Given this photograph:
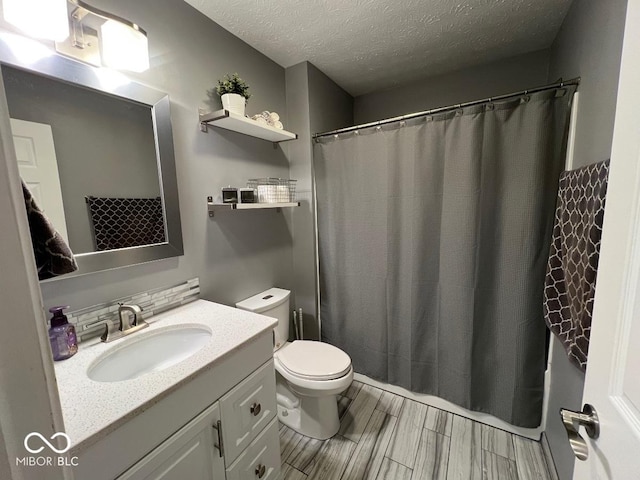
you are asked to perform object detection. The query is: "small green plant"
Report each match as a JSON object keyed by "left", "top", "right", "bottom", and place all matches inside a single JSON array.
[{"left": 214, "top": 73, "right": 251, "bottom": 100}]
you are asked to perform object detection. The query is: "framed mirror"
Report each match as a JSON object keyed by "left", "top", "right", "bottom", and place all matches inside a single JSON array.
[{"left": 0, "top": 34, "right": 183, "bottom": 279}]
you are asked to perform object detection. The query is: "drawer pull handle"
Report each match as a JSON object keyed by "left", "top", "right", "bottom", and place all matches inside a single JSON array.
[
  {"left": 250, "top": 402, "right": 262, "bottom": 416},
  {"left": 212, "top": 420, "right": 224, "bottom": 458},
  {"left": 255, "top": 464, "right": 266, "bottom": 478}
]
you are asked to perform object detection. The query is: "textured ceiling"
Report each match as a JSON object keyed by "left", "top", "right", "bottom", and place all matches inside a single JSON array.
[{"left": 183, "top": 0, "right": 573, "bottom": 96}]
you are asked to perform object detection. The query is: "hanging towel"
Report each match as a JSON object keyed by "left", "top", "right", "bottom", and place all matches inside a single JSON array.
[
  {"left": 86, "top": 196, "right": 165, "bottom": 251},
  {"left": 22, "top": 181, "right": 78, "bottom": 280},
  {"left": 543, "top": 160, "right": 610, "bottom": 371}
]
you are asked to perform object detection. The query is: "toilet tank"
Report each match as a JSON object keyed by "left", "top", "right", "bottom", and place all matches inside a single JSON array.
[{"left": 236, "top": 288, "right": 290, "bottom": 350}]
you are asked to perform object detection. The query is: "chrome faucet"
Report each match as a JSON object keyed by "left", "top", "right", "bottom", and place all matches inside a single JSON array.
[
  {"left": 83, "top": 304, "right": 148, "bottom": 343},
  {"left": 93, "top": 304, "right": 148, "bottom": 343},
  {"left": 118, "top": 304, "right": 144, "bottom": 331}
]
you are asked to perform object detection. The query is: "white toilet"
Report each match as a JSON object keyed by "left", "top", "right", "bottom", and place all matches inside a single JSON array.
[{"left": 236, "top": 288, "right": 353, "bottom": 440}]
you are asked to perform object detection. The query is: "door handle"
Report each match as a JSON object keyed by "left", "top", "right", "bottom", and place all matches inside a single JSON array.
[{"left": 560, "top": 403, "right": 599, "bottom": 461}]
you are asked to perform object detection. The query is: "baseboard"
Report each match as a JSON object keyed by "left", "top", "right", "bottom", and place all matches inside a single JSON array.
[{"left": 541, "top": 432, "right": 561, "bottom": 480}]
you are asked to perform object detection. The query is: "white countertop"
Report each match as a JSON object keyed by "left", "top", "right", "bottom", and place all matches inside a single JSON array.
[{"left": 54, "top": 299, "right": 276, "bottom": 450}]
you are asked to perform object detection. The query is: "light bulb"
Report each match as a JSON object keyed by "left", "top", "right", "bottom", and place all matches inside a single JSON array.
[
  {"left": 100, "top": 20, "right": 149, "bottom": 73},
  {"left": 3, "top": 0, "right": 69, "bottom": 42}
]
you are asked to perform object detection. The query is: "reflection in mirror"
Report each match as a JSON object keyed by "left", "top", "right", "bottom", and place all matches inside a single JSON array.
[
  {"left": 4, "top": 66, "right": 163, "bottom": 254},
  {"left": 0, "top": 36, "right": 183, "bottom": 279}
]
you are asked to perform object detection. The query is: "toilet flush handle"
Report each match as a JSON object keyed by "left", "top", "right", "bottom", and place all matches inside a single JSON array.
[{"left": 250, "top": 402, "right": 262, "bottom": 416}]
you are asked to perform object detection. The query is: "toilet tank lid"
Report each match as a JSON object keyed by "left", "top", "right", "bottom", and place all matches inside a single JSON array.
[{"left": 236, "top": 288, "right": 291, "bottom": 313}]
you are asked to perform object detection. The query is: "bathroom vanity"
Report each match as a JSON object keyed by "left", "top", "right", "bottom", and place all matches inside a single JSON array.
[{"left": 54, "top": 300, "right": 280, "bottom": 480}]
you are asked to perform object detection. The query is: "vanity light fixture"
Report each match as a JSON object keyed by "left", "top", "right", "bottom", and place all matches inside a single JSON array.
[
  {"left": 54, "top": 0, "right": 149, "bottom": 72},
  {"left": 3, "top": 0, "right": 70, "bottom": 42}
]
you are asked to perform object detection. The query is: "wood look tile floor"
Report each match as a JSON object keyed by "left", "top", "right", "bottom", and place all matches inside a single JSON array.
[{"left": 279, "top": 381, "right": 555, "bottom": 480}]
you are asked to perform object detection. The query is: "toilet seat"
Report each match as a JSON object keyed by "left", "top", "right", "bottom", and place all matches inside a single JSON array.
[{"left": 276, "top": 341, "right": 352, "bottom": 381}]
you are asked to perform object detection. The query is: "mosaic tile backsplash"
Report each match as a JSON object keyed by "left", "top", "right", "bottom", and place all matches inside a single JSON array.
[{"left": 61, "top": 278, "right": 200, "bottom": 343}]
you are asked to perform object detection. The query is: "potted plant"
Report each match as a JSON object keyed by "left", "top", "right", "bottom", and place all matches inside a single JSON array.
[{"left": 214, "top": 73, "right": 251, "bottom": 116}]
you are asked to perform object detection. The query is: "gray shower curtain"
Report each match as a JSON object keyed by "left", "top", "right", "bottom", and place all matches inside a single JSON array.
[{"left": 314, "top": 88, "right": 575, "bottom": 427}]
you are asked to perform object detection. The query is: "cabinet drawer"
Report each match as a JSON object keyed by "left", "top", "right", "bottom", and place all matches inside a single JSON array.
[
  {"left": 220, "top": 359, "right": 277, "bottom": 464},
  {"left": 225, "top": 417, "right": 280, "bottom": 480}
]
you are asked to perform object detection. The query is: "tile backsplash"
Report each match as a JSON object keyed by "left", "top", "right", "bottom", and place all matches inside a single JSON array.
[{"left": 63, "top": 278, "right": 200, "bottom": 343}]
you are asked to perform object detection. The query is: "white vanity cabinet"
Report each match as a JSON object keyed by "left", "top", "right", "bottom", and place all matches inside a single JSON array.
[
  {"left": 117, "top": 401, "right": 225, "bottom": 480},
  {"left": 115, "top": 359, "right": 280, "bottom": 480},
  {"left": 65, "top": 306, "right": 281, "bottom": 480}
]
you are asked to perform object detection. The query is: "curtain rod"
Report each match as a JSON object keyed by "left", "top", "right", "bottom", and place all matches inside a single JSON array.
[{"left": 313, "top": 77, "right": 581, "bottom": 139}]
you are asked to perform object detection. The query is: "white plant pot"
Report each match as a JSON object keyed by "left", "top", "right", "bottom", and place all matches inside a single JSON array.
[{"left": 221, "top": 93, "right": 246, "bottom": 116}]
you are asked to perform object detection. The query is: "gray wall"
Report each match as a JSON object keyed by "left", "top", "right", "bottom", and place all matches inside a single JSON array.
[
  {"left": 4, "top": 66, "right": 160, "bottom": 253},
  {"left": 285, "top": 61, "right": 353, "bottom": 340},
  {"left": 354, "top": 50, "right": 550, "bottom": 124},
  {"left": 548, "top": 0, "right": 628, "bottom": 169},
  {"left": 308, "top": 65, "right": 354, "bottom": 136},
  {"left": 34, "top": 0, "right": 295, "bottom": 313},
  {"left": 545, "top": 0, "right": 628, "bottom": 478}
]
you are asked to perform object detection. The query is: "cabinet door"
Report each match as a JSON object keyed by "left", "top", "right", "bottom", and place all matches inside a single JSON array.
[
  {"left": 225, "top": 418, "right": 281, "bottom": 480},
  {"left": 220, "top": 360, "right": 277, "bottom": 464},
  {"left": 118, "top": 402, "right": 225, "bottom": 480}
]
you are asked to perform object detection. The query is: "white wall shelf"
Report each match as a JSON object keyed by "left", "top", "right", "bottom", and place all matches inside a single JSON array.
[
  {"left": 199, "top": 109, "right": 297, "bottom": 143},
  {"left": 207, "top": 197, "right": 299, "bottom": 217}
]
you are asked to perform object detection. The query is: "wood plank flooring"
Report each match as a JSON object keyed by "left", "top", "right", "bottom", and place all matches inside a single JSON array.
[{"left": 279, "top": 381, "right": 556, "bottom": 480}]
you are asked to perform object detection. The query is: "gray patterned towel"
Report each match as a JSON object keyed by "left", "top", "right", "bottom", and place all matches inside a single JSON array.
[
  {"left": 22, "top": 181, "right": 78, "bottom": 280},
  {"left": 543, "top": 160, "right": 609, "bottom": 371}
]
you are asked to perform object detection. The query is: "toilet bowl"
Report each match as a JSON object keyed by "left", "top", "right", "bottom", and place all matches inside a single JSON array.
[
  {"left": 275, "top": 340, "right": 353, "bottom": 439},
  {"left": 236, "top": 288, "right": 353, "bottom": 440}
]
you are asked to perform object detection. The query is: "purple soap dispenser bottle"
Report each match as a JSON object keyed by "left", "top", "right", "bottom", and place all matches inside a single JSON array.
[{"left": 48, "top": 306, "right": 78, "bottom": 361}]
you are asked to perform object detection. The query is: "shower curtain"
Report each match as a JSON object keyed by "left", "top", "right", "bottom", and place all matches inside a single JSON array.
[{"left": 314, "top": 88, "right": 575, "bottom": 427}]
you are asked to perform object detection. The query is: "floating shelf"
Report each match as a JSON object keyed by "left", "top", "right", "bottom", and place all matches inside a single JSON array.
[
  {"left": 199, "top": 109, "right": 298, "bottom": 143},
  {"left": 207, "top": 197, "right": 299, "bottom": 217}
]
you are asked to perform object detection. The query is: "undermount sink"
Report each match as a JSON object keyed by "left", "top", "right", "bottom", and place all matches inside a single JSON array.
[{"left": 87, "top": 325, "right": 212, "bottom": 382}]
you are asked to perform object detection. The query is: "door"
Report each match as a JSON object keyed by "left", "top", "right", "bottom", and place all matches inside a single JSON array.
[
  {"left": 571, "top": 1, "right": 640, "bottom": 478},
  {"left": 117, "top": 401, "right": 226, "bottom": 480},
  {"left": 11, "top": 118, "right": 69, "bottom": 242}
]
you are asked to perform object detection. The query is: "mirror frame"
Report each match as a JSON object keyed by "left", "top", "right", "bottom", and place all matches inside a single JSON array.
[{"left": 0, "top": 34, "right": 183, "bottom": 279}]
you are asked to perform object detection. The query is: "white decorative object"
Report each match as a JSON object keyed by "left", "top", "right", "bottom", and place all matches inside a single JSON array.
[
  {"left": 251, "top": 111, "right": 284, "bottom": 129},
  {"left": 221, "top": 93, "right": 246, "bottom": 116},
  {"left": 257, "top": 185, "right": 276, "bottom": 203}
]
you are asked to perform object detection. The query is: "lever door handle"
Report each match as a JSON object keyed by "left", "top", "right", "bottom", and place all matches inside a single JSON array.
[{"left": 560, "top": 403, "right": 599, "bottom": 461}]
